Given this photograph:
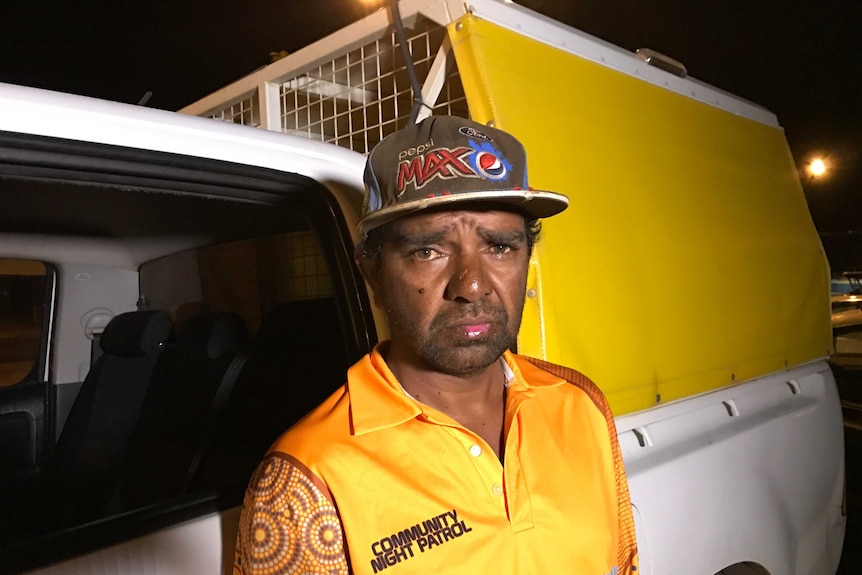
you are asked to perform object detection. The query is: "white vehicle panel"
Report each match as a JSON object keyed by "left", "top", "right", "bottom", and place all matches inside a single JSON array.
[
  {"left": 27, "top": 509, "right": 238, "bottom": 575},
  {"left": 617, "top": 360, "right": 845, "bottom": 574}
]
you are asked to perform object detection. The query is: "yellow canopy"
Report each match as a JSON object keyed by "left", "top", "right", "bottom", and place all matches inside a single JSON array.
[{"left": 449, "top": 15, "right": 831, "bottom": 414}]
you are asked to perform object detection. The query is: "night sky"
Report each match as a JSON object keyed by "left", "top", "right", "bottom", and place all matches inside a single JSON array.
[{"left": 1, "top": 1, "right": 860, "bottom": 265}]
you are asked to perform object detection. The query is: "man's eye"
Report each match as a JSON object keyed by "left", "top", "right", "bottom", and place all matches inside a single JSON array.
[
  {"left": 490, "top": 244, "right": 513, "bottom": 255},
  {"left": 413, "top": 248, "right": 438, "bottom": 260}
]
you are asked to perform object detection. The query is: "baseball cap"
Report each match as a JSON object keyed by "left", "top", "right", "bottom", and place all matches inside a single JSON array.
[{"left": 359, "top": 115, "right": 569, "bottom": 235}]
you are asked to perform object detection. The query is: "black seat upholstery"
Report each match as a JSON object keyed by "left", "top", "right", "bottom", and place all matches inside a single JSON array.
[
  {"left": 118, "top": 312, "right": 249, "bottom": 510},
  {"left": 48, "top": 310, "right": 173, "bottom": 521},
  {"left": 245, "top": 297, "right": 348, "bottom": 429},
  {"left": 201, "top": 297, "right": 350, "bottom": 494}
]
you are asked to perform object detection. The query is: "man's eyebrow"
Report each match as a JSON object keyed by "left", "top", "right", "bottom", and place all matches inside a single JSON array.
[
  {"left": 387, "top": 223, "right": 526, "bottom": 247},
  {"left": 389, "top": 227, "right": 451, "bottom": 248},
  {"left": 478, "top": 226, "right": 527, "bottom": 245}
]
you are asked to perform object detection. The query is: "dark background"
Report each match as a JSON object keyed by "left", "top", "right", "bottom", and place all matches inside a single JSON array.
[{"left": 1, "top": 0, "right": 860, "bottom": 267}]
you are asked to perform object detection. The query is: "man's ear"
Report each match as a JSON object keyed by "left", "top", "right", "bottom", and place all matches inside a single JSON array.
[{"left": 354, "top": 249, "right": 384, "bottom": 309}]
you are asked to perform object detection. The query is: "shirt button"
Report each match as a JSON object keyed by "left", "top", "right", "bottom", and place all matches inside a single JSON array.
[
  {"left": 469, "top": 444, "right": 482, "bottom": 457},
  {"left": 492, "top": 483, "right": 503, "bottom": 496}
]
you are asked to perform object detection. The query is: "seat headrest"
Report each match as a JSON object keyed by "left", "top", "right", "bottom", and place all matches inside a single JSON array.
[
  {"left": 100, "top": 311, "right": 173, "bottom": 357},
  {"left": 179, "top": 312, "right": 249, "bottom": 359}
]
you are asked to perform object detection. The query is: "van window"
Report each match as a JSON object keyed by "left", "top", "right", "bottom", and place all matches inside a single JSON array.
[
  {"left": 0, "top": 259, "right": 48, "bottom": 387},
  {"left": 141, "top": 230, "right": 333, "bottom": 335},
  {"left": 0, "top": 222, "right": 357, "bottom": 559},
  {"left": 0, "top": 133, "right": 374, "bottom": 572},
  {"left": 135, "top": 229, "right": 351, "bottom": 497}
]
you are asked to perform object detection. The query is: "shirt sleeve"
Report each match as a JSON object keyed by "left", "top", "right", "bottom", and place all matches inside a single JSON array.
[{"left": 234, "top": 452, "right": 350, "bottom": 575}]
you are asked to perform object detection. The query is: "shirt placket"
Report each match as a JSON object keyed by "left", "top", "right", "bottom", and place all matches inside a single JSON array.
[
  {"left": 425, "top": 404, "right": 533, "bottom": 531},
  {"left": 502, "top": 408, "right": 533, "bottom": 532},
  {"left": 433, "top": 421, "right": 508, "bottom": 514}
]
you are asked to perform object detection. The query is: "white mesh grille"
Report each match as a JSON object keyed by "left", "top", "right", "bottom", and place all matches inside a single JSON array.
[
  {"left": 279, "top": 18, "right": 467, "bottom": 154},
  {"left": 212, "top": 94, "right": 260, "bottom": 127}
]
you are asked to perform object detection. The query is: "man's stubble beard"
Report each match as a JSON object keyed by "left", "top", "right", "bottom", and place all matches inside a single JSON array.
[{"left": 388, "top": 298, "right": 525, "bottom": 377}]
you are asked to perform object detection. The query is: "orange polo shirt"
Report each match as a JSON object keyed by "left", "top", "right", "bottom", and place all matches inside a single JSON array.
[{"left": 234, "top": 347, "right": 638, "bottom": 575}]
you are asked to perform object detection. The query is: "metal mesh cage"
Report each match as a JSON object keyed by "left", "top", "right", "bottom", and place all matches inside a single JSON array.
[
  {"left": 212, "top": 94, "right": 260, "bottom": 127},
  {"left": 279, "top": 18, "right": 467, "bottom": 154},
  {"left": 278, "top": 231, "right": 332, "bottom": 300}
]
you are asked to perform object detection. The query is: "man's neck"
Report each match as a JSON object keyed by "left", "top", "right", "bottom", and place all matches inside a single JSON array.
[{"left": 385, "top": 349, "right": 508, "bottom": 460}]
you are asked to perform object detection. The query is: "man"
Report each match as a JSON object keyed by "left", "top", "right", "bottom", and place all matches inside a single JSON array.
[{"left": 234, "top": 116, "right": 638, "bottom": 574}]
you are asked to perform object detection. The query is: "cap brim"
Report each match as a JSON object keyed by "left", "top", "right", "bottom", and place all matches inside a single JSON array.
[{"left": 358, "top": 189, "right": 569, "bottom": 236}]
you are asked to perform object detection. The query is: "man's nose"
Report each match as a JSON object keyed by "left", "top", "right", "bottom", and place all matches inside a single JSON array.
[{"left": 444, "top": 252, "right": 491, "bottom": 302}]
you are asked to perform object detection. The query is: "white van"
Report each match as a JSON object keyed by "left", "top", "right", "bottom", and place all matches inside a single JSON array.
[{"left": 0, "top": 1, "right": 845, "bottom": 574}]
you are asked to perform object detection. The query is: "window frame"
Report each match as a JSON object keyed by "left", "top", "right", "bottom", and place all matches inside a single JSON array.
[{"left": 0, "top": 130, "right": 376, "bottom": 573}]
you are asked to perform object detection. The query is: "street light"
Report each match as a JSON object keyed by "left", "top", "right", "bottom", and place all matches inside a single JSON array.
[{"left": 808, "top": 158, "right": 827, "bottom": 178}]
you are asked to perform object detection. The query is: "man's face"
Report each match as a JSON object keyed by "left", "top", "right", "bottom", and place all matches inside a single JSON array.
[{"left": 361, "top": 209, "right": 530, "bottom": 377}]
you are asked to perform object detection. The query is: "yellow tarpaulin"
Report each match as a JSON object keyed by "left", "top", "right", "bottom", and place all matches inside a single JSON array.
[{"left": 449, "top": 16, "right": 831, "bottom": 414}]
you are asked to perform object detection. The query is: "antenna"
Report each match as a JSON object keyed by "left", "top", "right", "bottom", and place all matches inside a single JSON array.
[
  {"left": 137, "top": 91, "right": 153, "bottom": 106},
  {"left": 391, "top": 0, "right": 430, "bottom": 124}
]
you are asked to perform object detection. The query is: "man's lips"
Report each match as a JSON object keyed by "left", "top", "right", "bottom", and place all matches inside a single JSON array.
[
  {"left": 431, "top": 304, "right": 506, "bottom": 339},
  {"left": 448, "top": 318, "right": 494, "bottom": 338},
  {"left": 464, "top": 323, "right": 491, "bottom": 338}
]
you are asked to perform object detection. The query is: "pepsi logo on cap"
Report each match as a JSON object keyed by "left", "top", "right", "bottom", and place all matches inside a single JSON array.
[
  {"left": 476, "top": 151, "right": 508, "bottom": 180},
  {"left": 468, "top": 140, "right": 513, "bottom": 183}
]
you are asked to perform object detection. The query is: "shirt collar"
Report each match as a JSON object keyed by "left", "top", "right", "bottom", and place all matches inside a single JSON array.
[{"left": 347, "top": 343, "right": 568, "bottom": 436}]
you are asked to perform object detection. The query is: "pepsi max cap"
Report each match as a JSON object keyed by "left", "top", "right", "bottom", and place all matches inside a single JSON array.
[{"left": 359, "top": 116, "right": 569, "bottom": 235}]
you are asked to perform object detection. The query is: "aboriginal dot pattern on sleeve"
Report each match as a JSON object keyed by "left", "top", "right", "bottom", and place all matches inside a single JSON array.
[{"left": 235, "top": 454, "right": 349, "bottom": 575}]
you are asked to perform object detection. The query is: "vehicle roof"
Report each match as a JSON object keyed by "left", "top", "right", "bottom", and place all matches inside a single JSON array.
[
  {"left": 0, "top": 82, "right": 366, "bottom": 188},
  {"left": 183, "top": 0, "right": 779, "bottom": 129},
  {"left": 0, "top": 83, "right": 368, "bottom": 268}
]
